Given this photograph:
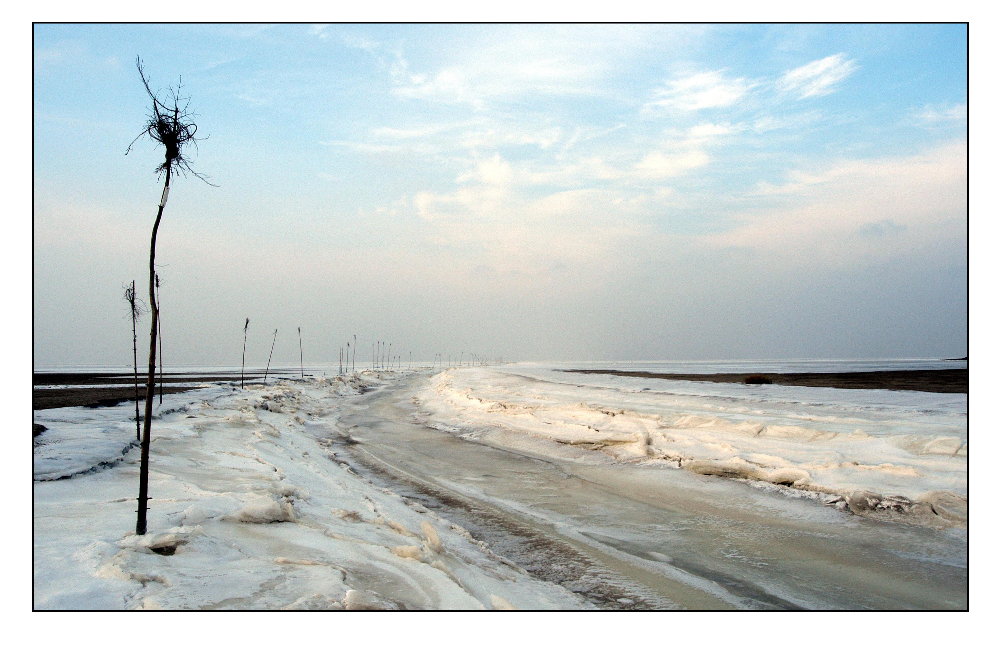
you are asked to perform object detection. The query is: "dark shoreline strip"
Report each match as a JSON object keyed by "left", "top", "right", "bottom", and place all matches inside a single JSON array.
[
  {"left": 33, "top": 373, "right": 259, "bottom": 411},
  {"left": 562, "top": 369, "right": 968, "bottom": 393},
  {"left": 33, "top": 385, "right": 201, "bottom": 411},
  {"left": 31, "top": 370, "right": 312, "bottom": 410},
  {"left": 33, "top": 372, "right": 270, "bottom": 386}
]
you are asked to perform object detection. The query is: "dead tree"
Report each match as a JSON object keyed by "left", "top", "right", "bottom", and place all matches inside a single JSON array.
[
  {"left": 156, "top": 273, "right": 163, "bottom": 405},
  {"left": 241, "top": 318, "right": 250, "bottom": 388},
  {"left": 123, "top": 281, "right": 145, "bottom": 441},
  {"left": 126, "top": 57, "right": 212, "bottom": 535},
  {"left": 265, "top": 329, "right": 278, "bottom": 382}
]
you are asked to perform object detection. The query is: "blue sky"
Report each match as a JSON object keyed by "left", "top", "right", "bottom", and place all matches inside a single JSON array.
[{"left": 33, "top": 23, "right": 968, "bottom": 365}]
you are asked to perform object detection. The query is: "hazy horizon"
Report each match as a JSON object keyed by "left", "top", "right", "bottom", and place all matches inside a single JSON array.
[{"left": 33, "top": 24, "right": 968, "bottom": 367}]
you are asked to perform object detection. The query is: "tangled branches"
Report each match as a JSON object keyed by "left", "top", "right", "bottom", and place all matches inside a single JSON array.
[
  {"left": 126, "top": 57, "right": 212, "bottom": 184},
  {"left": 123, "top": 281, "right": 147, "bottom": 318}
]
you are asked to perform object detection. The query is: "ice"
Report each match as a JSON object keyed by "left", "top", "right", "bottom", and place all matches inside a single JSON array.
[
  {"left": 413, "top": 366, "right": 967, "bottom": 527},
  {"left": 33, "top": 371, "right": 589, "bottom": 610},
  {"left": 33, "top": 362, "right": 968, "bottom": 610}
]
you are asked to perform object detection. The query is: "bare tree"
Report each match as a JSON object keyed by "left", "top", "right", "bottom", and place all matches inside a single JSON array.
[
  {"left": 123, "top": 281, "right": 145, "bottom": 441},
  {"left": 265, "top": 329, "right": 278, "bottom": 382},
  {"left": 241, "top": 318, "right": 249, "bottom": 388},
  {"left": 156, "top": 273, "right": 163, "bottom": 405},
  {"left": 127, "top": 57, "right": 212, "bottom": 535}
]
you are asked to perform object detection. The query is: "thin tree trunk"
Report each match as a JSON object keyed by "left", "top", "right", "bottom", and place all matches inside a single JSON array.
[
  {"left": 156, "top": 274, "right": 163, "bottom": 405},
  {"left": 264, "top": 329, "right": 277, "bottom": 382},
  {"left": 241, "top": 318, "right": 249, "bottom": 389},
  {"left": 137, "top": 169, "right": 171, "bottom": 536},
  {"left": 130, "top": 280, "right": 140, "bottom": 441}
]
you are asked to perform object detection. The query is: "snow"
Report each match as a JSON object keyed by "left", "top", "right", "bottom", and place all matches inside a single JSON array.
[
  {"left": 33, "top": 371, "right": 588, "bottom": 610},
  {"left": 32, "top": 362, "right": 969, "bottom": 611},
  {"left": 413, "top": 365, "right": 967, "bottom": 527}
]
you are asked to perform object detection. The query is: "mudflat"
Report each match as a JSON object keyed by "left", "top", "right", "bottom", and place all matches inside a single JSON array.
[
  {"left": 32, "top": 371, "right": 274, "bottom": 410},
  {"left": 562, "top": 368, "right": 968, "bottom": 393}
]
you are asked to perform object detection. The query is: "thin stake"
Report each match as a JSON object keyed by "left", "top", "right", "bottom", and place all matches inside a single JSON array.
[
  {"left": 124, "top": 280, "right": 142, "bottom": 441},
  {"left": 264, "top": 328, "right": 277, "bottom": 382},
  {"left": 241, "top": 318, "right": 249, "bottom": 389},
  {"left": 156, "top": 273, "right": 163, "bottom": 405},
  {"left": 298, "top": 326, "right": 304, "bottom": 379}
]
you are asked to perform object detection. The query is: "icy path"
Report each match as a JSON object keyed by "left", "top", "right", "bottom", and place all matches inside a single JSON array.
[
  {"left": 33, "top": 373, "right": 589, "bottom": 610},
  {"left": 335, "top": 371, "right": 968, "bottom": 610},
  {"left": 34, "top": 369, "right": 967, "bottom": 609}
]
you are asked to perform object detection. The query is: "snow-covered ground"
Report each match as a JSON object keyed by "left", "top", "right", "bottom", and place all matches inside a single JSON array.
[
  {"left": 33, "top": 371, "right": 589, "bottom": 610},
  {"left": 415, "top": 364, "right": 967, "bottom": 527},
  {"left": 33, "top": 362, "right": 969, "bottom": 610}
]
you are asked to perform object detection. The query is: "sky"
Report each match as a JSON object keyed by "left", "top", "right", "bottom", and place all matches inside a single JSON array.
[{"left": 32, "top": 22, "right": 969, "bottom": 367}]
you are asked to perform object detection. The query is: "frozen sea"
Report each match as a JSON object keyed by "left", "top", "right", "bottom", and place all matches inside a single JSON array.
[{"left": 33, "top": 359, "right": 967, "bottom": 610}]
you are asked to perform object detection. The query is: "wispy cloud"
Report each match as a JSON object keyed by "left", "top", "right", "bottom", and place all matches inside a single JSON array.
[
  {"left": 633, "top": 150, "right": 711, "bottom": 180},
  {"left": 644, "top": 70, "right": 753, "bottom": 113},
  {"left": 308, "top": 24, "right": 331, "bottom": 40},
  {"left": 778, "top": 53, "right": 858, "bottom": 99},
  {"left": 34, "top": 39, "right": 120, "bottom": 73},
  {"left": 708, "top": 140, "right": 966, "bottom": 267},
  {"left": 858, "top": 219, "right": 907, "bottom": 238},
  {"left": 912, "top": 103, "right": 967, "bottom": 125},
  {"left": 383, "top": 25, "right": 685, "bottom": 109},
  {"left": 390, "top": 58, "right": 596, "bottom": 109}
]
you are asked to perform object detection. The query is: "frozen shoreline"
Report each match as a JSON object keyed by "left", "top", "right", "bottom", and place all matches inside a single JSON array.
[
  {"left": 416, "top": 366, "right": 968, "bottom": 529},
  {"left": 562, "top": 368, "right": 968, "bottom": 393},
  {"left": 33, "top": 371, "right": 589, "bottom": 610},
  {"left": 33, "top": 366, "right": 968, "bottom": 609}
]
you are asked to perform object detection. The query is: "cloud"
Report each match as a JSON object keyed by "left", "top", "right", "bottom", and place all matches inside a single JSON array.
[
  {"left": 382, "top": 25, "right": 707, "bottom": 110},
  {"left": 644, "top": 70, "right": 752, "bottom": 112},
  {"left": 778, "top": 53, "right": 857, "bottom": 99},
  {"left": 388, "top": 32, "right": 601, "bottom": 109},
  {"left": 634, "top": 150, "right": 710, "bottom": 180},
  {"left": 33, "top": 39, "right": 121, "bottom": 73},
  {"left": 308, "top": 24, "right": 331, "bottom": 40},
  {"left": 858, "top": 219, "right": 907, "bottom": 238},
  {"left": 912, "top": 103, "right": 967, "bottom": 125},
  {"left": 411, "top": 153, "right": 649, "bottom": 286},
  {"left": 391, "top": 61, "right": 595, "bottom": 109},
  {"left": 707, "top": 140, "right": 967, "bottom": 267}
]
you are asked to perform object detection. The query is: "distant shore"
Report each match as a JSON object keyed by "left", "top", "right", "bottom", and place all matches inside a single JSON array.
[
  {"left": 32, "top": 371, "right": 273, "bottom": 410},
  {"left": 562, "top": 368, "right": 968, "bottom": 393}
]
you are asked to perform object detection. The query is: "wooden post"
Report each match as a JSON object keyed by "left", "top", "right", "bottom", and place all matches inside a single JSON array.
[
  {"left": 156, "top": 274, "right": 163, "bottom": 405},
  {"left": 264, "top": 328, "right": 277, "bottom": 382},
  {"left": 241, "top": 318, "right": 249, "bottom": 389}
]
